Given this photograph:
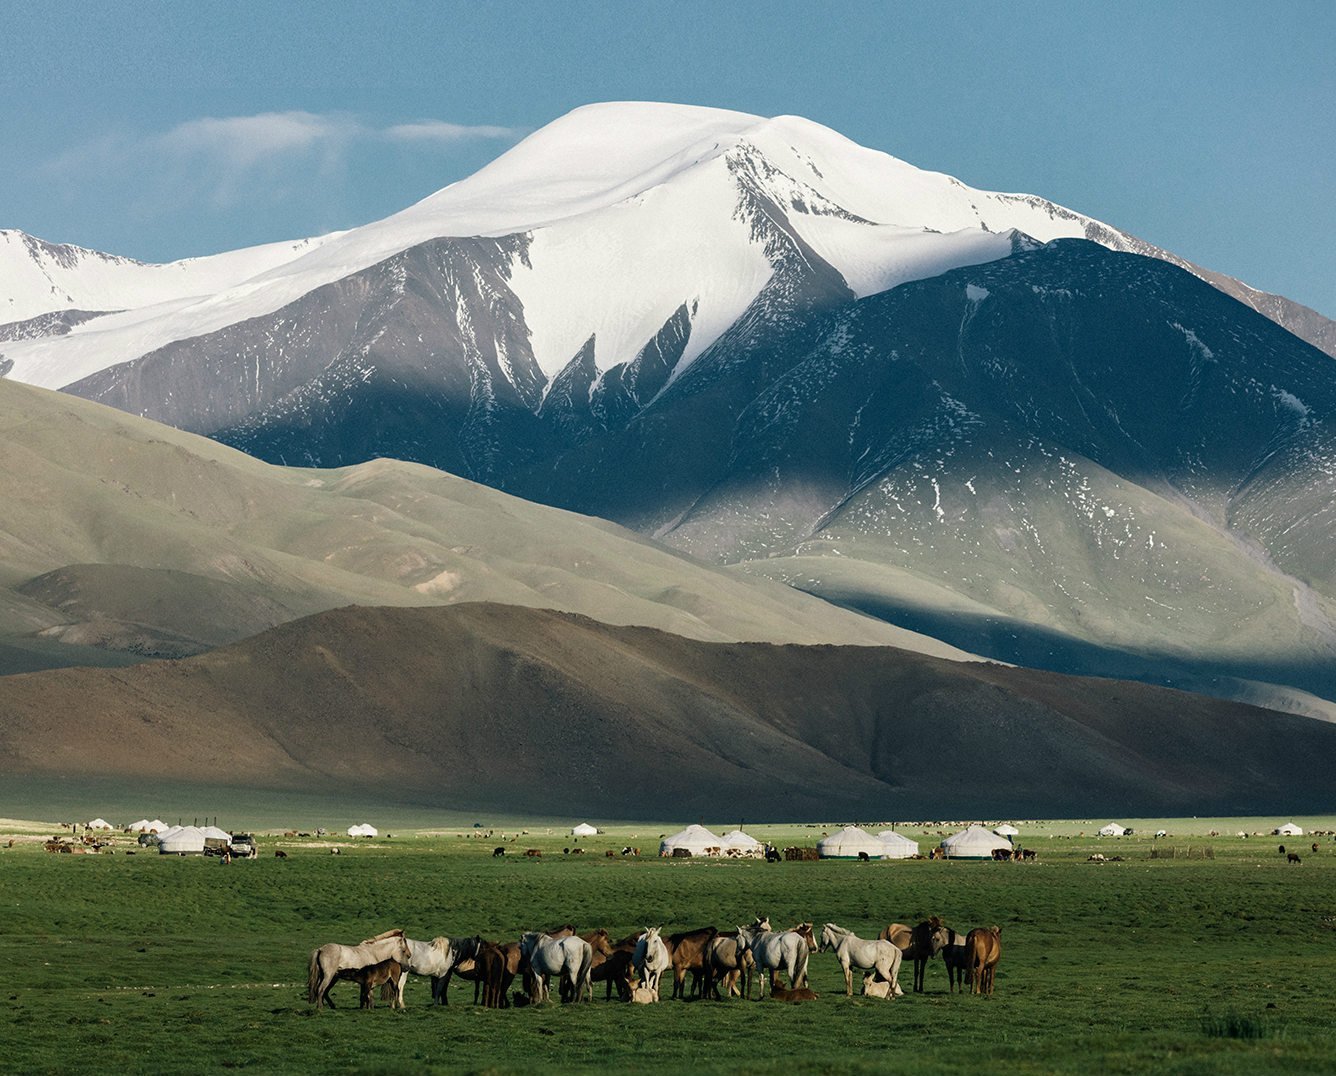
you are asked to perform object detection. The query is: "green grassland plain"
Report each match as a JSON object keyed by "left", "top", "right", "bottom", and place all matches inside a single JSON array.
[{"left": 2, "top": 815, "right": 1335, "bottom": 1075}]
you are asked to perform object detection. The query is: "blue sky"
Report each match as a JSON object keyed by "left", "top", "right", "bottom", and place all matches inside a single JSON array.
[{"left": 4, "top": 2, "right": 1334, "bottom": 315}]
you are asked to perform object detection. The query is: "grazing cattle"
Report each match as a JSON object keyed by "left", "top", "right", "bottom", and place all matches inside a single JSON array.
[
  {"left": 940, "top": 928, "right": 971, "bottom": 993},
  {"left": 857, "top": 851, "right": 870, "bottom": 862},
  {"left": 492, "top": 847, "right": 506, "bottom": 857},
  {"left": 992, "top": 848, "right": 1012, "bottom": 861},
  {"left": 307, "top": 929, "right": 412, "bottom": 1009},
  {"left": 524, "top": 848, "right": 542, "bottom": 858},
  {"left": 965, "top": 926, "right": 1002, "bottom": 996},
  {"left": 1313, "top": 843, "right": 1321, "bottom": 854},
  {"left": 1288, "top": 853, "right": 1302, "bottom": 864},
  {"left": 764, "top": 844, "right": 781, "bottom": 863},
  {"left": 1279, "top": 845, "right": 1286, "bottom": 854},
  {"left": 605, "top": 850, "right": 615, "bottom": 858},
  {"left": 274, "top": 849, "right": 288, "bottom": 859}
]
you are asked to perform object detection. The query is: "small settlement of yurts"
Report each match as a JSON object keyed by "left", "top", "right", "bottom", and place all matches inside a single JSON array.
[
  {"left": 878, "top": 829, "right": 920, "bottom": 859},
  {"left": 940, "top": 825, "right": 1013, "bottom": 859},
  {"left": 658, "top": 825, "right": 764, "bottom": 857}
]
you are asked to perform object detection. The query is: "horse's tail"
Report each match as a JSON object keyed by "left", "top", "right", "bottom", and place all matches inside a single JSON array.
[
  {"left": 576, "top": 942, "right": 594, "bottom": 1002},
  {"left": 306, "top": 948, "right": 321, "bottom": 1004},
  {"left": 794, "top": 942, "right": 810, "bottom": 988}
]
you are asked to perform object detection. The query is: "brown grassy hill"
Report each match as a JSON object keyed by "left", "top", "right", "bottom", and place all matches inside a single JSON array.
[{"left": 0, "top": 602, "right": 1330, "bottom": 820}]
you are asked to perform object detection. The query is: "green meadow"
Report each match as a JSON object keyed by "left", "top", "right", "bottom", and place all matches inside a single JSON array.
[{"left": 2, "top": 818, "right": 1335, "bottom": 1074}]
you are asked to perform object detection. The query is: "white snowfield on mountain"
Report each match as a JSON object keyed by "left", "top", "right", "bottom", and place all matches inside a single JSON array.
[{"left": 0, "top": 101, "right": 1223, "bottom": 391}]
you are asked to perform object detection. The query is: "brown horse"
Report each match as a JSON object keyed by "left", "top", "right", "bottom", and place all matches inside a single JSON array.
[
  {"left": 965, "top": 926, "right": 1002, "bottom": 995},
  {"left": 664, "top": 926, "right": 718, "bottom": 1000},
  {"left": 439, "top": 925, "right": 574, "bottom": 1005},
  {"left": 940, "top": 927, "right": 972, "bottom": 993},
  {"left": 561, "top": 930, "right": 613, "bottom": 1001},
  {"left": 880, "top": 917, "right": 948, "bottom": 992},
  {"left": 336, "top": 958, "right": 404, "bottom": 1009}
]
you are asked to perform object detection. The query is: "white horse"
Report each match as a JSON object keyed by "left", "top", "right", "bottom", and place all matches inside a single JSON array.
[
  {"left": 820, "top": 923, "right": 904, "bottom": 998},
  {"left": 736, "top": 925, "right": 810, "bottom": 996},
  {"left": 386, "top": 935, "right": 471, "bottom": 1007},
  {"left": 520, "top": 931, "right": 592, "bottom": 1005},
  {"left": 307, "top": 928, "right": 412, "bottom": 1009},
  {"left": 633, "top": 927, "right": 671, "bottom": 1000}
]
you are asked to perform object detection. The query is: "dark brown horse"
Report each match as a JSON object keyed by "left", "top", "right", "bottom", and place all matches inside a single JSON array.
[
  {"left": 664, "top": 926, "right": 718, "bottom": 999},
  {"left": 336, "top": 958, "right": 404, "bottom": 1009},
  {"left": 965, "top": 926, "right": 1002, "bottom": 995},
  {"left": 880, "top": 917, "right": 948, "bottom": 992},
  {"left": 940, "top": 927, "right": 972, "bottom": 993}
]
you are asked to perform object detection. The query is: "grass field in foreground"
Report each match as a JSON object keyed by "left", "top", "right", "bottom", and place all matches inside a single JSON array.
[{"left": 2, "top": 823, "right": 1335, "bottom": 1074}]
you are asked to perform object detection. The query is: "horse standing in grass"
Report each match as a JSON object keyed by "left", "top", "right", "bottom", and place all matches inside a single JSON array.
[
  {"left": 307, "top": 929, "right": 412, "bottom": 1009},
  {"left": 880, "top": 917, "right": 949, "bottom": 992},
  {"left": 819, "top": 923, "right": 904, "bottom": 997},
  {"left": 521, "top": 931, "right": 592, "bottom": 1005},
  {"left": 940, "top": 927, "right": 972, "bottom": 993},
  {"left": 966, "top": 926, "right": 1002, "bottom": 996},
  {"left": 381, "top": 935, "right": 476, "bottom": 1007},
  {"left": 634, "top": 927, "right": 672, "bottom": 1000},
  {"left": 736, "top": 925, "right": 810, "bottom": 997},
  {"left": 341, "top": 958, "right": 404, "bottom": 1009}
]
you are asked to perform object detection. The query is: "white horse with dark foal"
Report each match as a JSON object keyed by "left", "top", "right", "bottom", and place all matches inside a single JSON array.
[
  {"left": 819, "top": 923, "right": 905, "bottom": 997},
  {"left": 307, "top": 928, "right": 413, "bottom": 1009}
]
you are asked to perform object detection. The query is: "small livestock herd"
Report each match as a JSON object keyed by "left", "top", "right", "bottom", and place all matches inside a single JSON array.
[{"left": 306, "top": 916, "right": 1004, "bottom": 1012}]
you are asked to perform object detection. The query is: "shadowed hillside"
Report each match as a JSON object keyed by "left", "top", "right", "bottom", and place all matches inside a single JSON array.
[{"left": 1, "top": 603, "right": 1332, "bottom": 820}]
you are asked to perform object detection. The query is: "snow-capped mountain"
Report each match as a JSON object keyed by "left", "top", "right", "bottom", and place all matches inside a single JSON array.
[{"left": 4, "top": 102, "right": 1336, "bottom": 717}]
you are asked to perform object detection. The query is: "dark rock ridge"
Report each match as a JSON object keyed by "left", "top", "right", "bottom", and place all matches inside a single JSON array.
[{"left": 1, "top": 603, "right": 1332, "bottom": 819}]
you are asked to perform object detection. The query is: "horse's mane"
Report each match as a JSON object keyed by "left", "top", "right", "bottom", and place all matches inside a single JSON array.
[
  {"left": 428, "top": 936, "right": 451, "bottom": 954},
  {"left": 360, "top": 928, "right": 405, "bottom": 944}
]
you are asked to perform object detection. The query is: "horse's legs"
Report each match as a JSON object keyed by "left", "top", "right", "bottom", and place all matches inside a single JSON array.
[
  {"left": 843, "top": 959, "right": 853, "bottom": 996},
  {"left": 317, "top": 969, "right": 339, "bottom": 1009},
  {"left": 437, "top": 968, "right": 452, "bottom": 1005}
]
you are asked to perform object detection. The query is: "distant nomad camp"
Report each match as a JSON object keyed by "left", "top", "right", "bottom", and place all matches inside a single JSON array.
[
  {"left": 720, "top": 829, "right": 763, "bottom": 856},
  {"left": 941, "top": 826, "right": 1012, "bottom": 859},
  {"left": 659, "top": 825, "right": 723, "bottom": 856},
  {"left": 1275, "top": 822, "right": 1304, "bottom": 837},
  {"left": 347, "top": 824, "right": 379, "bottom": 837},
  {"left": 158, "top": 826, "right": 207, "bottom": 855},
  {"left": 1099, "top": 823, "right": 1129, "bottom": 837},
  {"left": 571, "top": 823, "right": 598, "bottom": 837},
  {"left": 817, "top": 826, "right": 888, "bottom": 860},
  {"left": 877, "top": 829, "right": 920, "bottom": 859}
]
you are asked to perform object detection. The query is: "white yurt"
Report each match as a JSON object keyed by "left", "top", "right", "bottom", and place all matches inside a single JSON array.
[
  {"left": 347, "top": 823, "right": 379, "bottom": 837},
  {"left": 571, "top": 823, "right": 598, "bottom": 837},
  {"left": 200, "top": 825, "right": 232, "bottom": 846},
  {"left": 127, "top": 819, "right": 154, "bottom": 832},
  {"left": 1098, "top": 822, "right": 1129, "bottom": 837},
  {"left": 86, "top": 818, "right": 113, "bottom": 831},
  {"left": 147, "top": 820, "right": 168, "bottom": 833},
  {"left": 720, "top": 829, "right": 763, "bottom": 855},
  {"left": 817, "top": 825, "right": 888, "bottom": 859},
  {"left": 659, "top": 824, "right": 723, "bottom": 856},
  {"left": 941, "top": 825, "right": 1012, "bottom": 859},
  {"left": 994, "top": 824, "right": 1020, "bottom": 839},
  {"left": 158, "top": 826, "right": 207, "bottom": 854},
  {"left": 1276, "top": 822, "right": 1304, "bottom": 837},
  {"left": 158, "top": 825, "right": 182, "bottom": 841},
  {"left": 878, "top": 829, "right": 920, "bottom": 859}
]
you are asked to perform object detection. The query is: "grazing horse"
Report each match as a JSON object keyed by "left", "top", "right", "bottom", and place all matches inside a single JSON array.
[
  {"left": 634, "top": 927, "right": 672, "bottom": 1000},
  {"left": 880, "top": 917, "right": 949, "bottom": 992},
  {"left": 940, "top": 927, "right": 972, "bottom": 993},
  {"left": 966, "top": 926, "right": 1002, "bottom": 996},
  {"left": 819, "top": 923, "right": 904, "bottom": 997},
  {"left": 339, "top": 958, "right": 403, "bottom": 1009},
  {"left": 307, "top": 929, "right": 412, "bottom": 1009},
  {"left": 736, "top": 926, "right": 810, "bottom": 997},
  {"left": 521, "top": 932, "right": 592, "bottom": 1005},
  {"left": 381, "top": 935, "right": 471, "bottom": 1007}
]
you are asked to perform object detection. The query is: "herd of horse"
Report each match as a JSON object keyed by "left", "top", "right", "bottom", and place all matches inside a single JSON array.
[{"left": 306, "top": 917, "right": 1004, "bottom": 1010}]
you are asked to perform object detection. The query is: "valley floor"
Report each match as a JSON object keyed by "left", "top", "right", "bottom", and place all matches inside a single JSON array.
[{"left": 2, "top": 819, "right": 1335, "bottom": 1073}]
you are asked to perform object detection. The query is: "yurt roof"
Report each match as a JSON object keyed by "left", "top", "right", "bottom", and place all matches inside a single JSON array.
[
  {"left": 818, "top": 825, "right": 887, "bottom": 858},
  {"left": 159, "top": 826, "right": 206, "bottom": 851},
  {"left": 878, "top": 829, "right": 920, "bottom": 857},
  {"left": 1099, "top": 822, "right": 1128, "bottom": 835},
  {"left": 659, "top": 825, "right": 723, "bottom": 852},
  {"left": 1277, "top": 822, "right": 1304, "bottom": 835},
  {"left": 994, "top": 824, "right": 1020, "bottom": 837},
  {"left": 571, "top": 823, "right": 598, "bottom": 836},
  {"left": 941, "top": 825, "right": 1012, "bottom": 856},
  {"left": 200, "top": 826, "right": 231, "bottom": 841},
  {"left": 721, "top": 829, "right": 761, "bottom": 850},
  {"left": 87, "top": 818, "right": 112, "bottom": 829}
]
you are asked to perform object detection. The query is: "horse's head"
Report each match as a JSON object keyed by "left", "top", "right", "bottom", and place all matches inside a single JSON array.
[
  {"left": 794, "top": 922, "right": 817, "bottom": 951},
  {"left": 393, "top": 934, "right": 412, "bottom": 963},
  {"left": 735, "top": 926, "right": 754, "bottom": 950},
  {"left": 519, "top": 931, "right": 542, "bottom": 957},
  {"left": 819, "top": 923, "right": 838, "bottom": 952},
  {"left": 752, "top": 915, "right": 771, "bottom": 933}
]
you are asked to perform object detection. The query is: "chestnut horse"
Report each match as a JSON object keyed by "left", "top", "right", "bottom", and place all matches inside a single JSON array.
[
  {"left": 965, "top": 926, "right": 1002, "bottom": 995},
  {"left": 880, "top": 917, "right": 949, "bottom": 992}
]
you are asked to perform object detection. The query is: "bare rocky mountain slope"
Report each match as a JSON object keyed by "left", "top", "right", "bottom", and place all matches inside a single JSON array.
[{"left": 1, "top": 603, "right": 1331, "bottom": 820}]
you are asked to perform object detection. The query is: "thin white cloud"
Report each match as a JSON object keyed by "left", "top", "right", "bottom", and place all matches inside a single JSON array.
[
  {"left": 384, "top": 120, "right": 522, "bottom": 144},
  {"left": 41, "top": 111, "right": 524, "bottom": 210}
]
